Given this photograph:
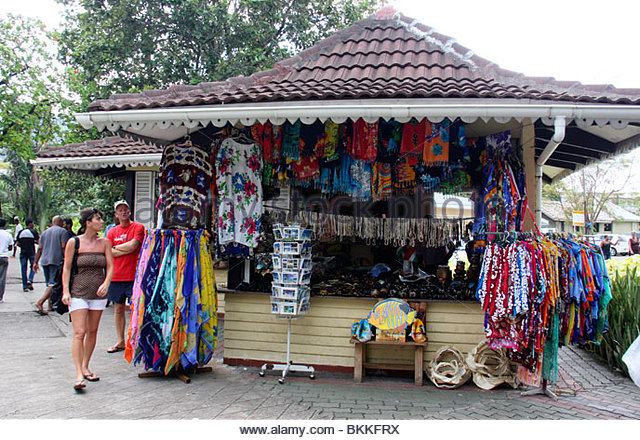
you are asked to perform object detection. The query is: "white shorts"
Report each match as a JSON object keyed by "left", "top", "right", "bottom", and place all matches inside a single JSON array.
[{"left": 69, "top": 298, "right": 108, "bottom": 312}]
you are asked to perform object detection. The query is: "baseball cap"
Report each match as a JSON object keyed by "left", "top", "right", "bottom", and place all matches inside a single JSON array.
[{"left": 114, "top": 200, "right": 130, "bottom": 210}]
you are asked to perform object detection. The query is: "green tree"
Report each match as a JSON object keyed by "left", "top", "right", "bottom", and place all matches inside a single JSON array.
[
  {"left": 55, "top": 0, "right": 380, "bottom": 104},
  {"left": 40, "top": 169, "right": 126, "bottom": 222},
  {"left": 0, "top": 14, "right": 66, "bottom": 157},
  {"left": 544, "top": 158, "right": 633, "bottom": 234}
]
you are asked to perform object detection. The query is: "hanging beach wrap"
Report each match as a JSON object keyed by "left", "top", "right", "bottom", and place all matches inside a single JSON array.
[
  {"left": 393, "top": 160, "right": 416, "bottom": 191},
  {"left": 127, "top": 229, "right": 218, "bottom": 374},
  {"left": 198, "top": 231, "right": 218, "bottom": 366},
  {"left": 423, "top": 119, "right": 451, "bottom": 165},
  {"left": 372, "top": 162, "right": 393, "bottom": 200},
  {"left": 486, "top": 130, "right": 512, "bottom": 155},
  {"left": 350, "top": 118, "right": 379, "bottom": 162},
  {"left": 400, "top": 118, "right": 427, "bottom": 165},
  {"left": 377, "top": 119, "right": 402, "bottom": 163},
  {"left": 316, "top": 120, "right": 340, "bottom": 164},
  {"left": 125, "top": 231, "right": 155, "bottom": 363},
  {"left": 282, "top": 120, "right": 301, "bottom": 160}
]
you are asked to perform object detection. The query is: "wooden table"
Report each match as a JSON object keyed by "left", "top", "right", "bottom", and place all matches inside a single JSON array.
[{"left": 351, "top": 339, "right": 427, "bottom": 386}]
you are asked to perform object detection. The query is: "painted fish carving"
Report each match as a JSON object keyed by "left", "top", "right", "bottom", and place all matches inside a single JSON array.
[{"left": 367, "top": 298, "right": 416, "bottom": 330}]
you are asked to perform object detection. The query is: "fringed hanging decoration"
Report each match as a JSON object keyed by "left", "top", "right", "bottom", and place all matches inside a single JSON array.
[
  {"left": 127, "top": 229, "right": 217, "bottom": 375},
  {"left": 293, "top": 212, "right": 460, "bottom": 247}
]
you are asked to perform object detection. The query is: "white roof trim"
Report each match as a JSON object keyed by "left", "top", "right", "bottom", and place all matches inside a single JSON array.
[
  {"left": 76, "top": 99, "right": 640, "bottom": 136},
  {"left": 31, "top": 153, "right": 162, "bottom": 170}
]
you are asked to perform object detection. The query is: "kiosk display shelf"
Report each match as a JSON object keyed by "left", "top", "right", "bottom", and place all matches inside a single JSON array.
[{"left": 260, "top": 224, "right": 316, "bottom": 383}]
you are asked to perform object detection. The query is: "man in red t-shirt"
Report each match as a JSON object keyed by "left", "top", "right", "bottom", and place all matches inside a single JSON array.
[{"left": 106, "top": 200, "right": 145, "bottom": 353}]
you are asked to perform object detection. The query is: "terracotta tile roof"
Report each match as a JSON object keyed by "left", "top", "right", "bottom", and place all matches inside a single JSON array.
[
  {"left": 37, "top": 136, "right": 161, "bottom": 158},
  {"left": 87, "top": 7, "right": 640, "bottom": 112}
]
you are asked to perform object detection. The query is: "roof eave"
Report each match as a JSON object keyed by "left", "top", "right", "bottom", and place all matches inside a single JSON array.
[
  {"left": 75, "top": 98, "right": 640, "bottom": 136},
  {"left": 30, "top": 154, "right": 162, "bottom": 170}
]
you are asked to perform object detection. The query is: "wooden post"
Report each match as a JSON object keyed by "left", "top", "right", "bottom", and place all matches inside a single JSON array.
[
  {"left": 522, "top": 120, "right": 538, "bottom": 231},
  {"left": 414, "top": 345, "right": 424, "bottom": 385},
  {"left": 354, "top": 342, "right": 364, "bottom": 383}
]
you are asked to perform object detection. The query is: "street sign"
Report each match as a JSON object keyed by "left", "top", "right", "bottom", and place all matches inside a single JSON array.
[{"left": 572, "top": 210, "right": 585, "bottom": 227}]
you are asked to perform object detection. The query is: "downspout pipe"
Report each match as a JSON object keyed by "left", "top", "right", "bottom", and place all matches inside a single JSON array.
[{"left": 535, "top": 116, "right": 566, "bottom": 226}]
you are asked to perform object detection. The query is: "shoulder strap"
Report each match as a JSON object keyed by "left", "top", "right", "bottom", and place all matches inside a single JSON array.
[{"left": 71, "top": 237, "right": 80, "bottom": 275}]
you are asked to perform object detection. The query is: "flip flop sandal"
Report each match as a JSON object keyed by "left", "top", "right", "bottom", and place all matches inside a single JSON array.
[
  {"left": 34, "top": 309, "right": 48, "bottom": 316},
  {"left": 83, "top": 373, "right": 100, "bottom": 382},
  {"left": 107, "top": 346, "right": 125, "bottom": 353},
  {"left": 73, "top": 381, "right": 86, "bottom": 392}
]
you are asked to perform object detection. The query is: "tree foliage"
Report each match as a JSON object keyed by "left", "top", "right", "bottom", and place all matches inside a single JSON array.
[
  {"left": 0, "top": 14, "right": 66, "bottom": 158},
  {"left": 40, "top": 169, "right": 126, "bottom": 221},
  {"left": 55, "top": 0, "right": 380, "bottom": 104}
]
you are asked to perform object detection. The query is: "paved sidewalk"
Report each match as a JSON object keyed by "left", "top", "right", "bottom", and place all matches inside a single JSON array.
[{"left": 1, "top": 257, "right": 639, "bottom": 420}]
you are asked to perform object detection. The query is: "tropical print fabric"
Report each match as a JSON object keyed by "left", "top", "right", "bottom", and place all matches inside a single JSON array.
[{"left": 127, "top": 229, "right": 217, "bottom": 374}]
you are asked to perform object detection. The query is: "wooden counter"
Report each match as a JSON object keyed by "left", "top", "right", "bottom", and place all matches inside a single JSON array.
[{"left": 222, "top": 291, "right": 485, "bottom": 373}]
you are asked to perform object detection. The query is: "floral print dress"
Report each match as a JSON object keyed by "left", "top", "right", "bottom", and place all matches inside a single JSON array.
[{"left": 216, "top": 138, "right": 263, "bottom": 248}]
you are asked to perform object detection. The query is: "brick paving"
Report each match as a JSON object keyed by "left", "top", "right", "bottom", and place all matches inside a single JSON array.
[{"left": 1, "top": 259, "right": 639, "bottom": 420}]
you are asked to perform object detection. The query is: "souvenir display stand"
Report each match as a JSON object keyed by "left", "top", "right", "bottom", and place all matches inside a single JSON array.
[
  {"left": 124, "top": 139, "right": 219, "bottom": 383},
  {"left": 259, "top": 224, "right": 315, "bottom": 384}
]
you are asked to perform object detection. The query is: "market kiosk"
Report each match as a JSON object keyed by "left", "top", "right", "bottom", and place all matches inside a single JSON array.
[{"left": 76, "top": 9, "right": 640, "bottom": 387}]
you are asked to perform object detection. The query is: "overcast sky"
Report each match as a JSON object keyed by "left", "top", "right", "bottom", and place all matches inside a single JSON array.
[
  {"left": 3, "top": 0, "right": 640, "bottom": 194},
  {"left": 3, "top": 0, "right": 640, "bottom": 88}
]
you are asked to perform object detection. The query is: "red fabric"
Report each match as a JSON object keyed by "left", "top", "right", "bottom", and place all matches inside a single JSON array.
[
  {"left": 107, "top": 222, "right": 146, "bottom": 281},
  {"left": 400, "top": 118, "right": 427, "bottom": 164},
  {"left": 349, "top": 119, "right": 378, "bottom": 162}
]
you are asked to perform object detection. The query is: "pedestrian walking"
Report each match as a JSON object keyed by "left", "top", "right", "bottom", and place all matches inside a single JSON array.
[
  {"left": 105, "top": 200, "right": 145, "bottom": 354},
  {"left": 61, "top": 207, "right": 113, "bottom": 392},
  {"left": 0, "top": 218, "right": 14, "bottom": 303},
  {"left": 62, "top": 216, "right": 76, "bottom": 240},
  {"left": 16, "top": 218, "right": 39, "bottom": 292},
  {"left": 33, "top": 216, "right": 69, "bottom": 315},
  {"left": 600, "top": 235, "right": 612, "bottom": 260},
  {"left": 630, "top": 232, "right": 640, "bottom": 256},
  {"left": 11, "top": 216, "right": 22, "bottom": 258}
]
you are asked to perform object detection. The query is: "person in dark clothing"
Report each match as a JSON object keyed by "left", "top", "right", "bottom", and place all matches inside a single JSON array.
[
  {"left": 600, "top": 235, "right": 612, "bottom": 260},
  {"left": 62, "top": 216, "right": 76, "bottom": 240},
  {"left": 630, "top": 232, "right": 640, "bottom": 256},
  {"left": 16, "top": 218, "right": 39, "bottom": 292}
]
